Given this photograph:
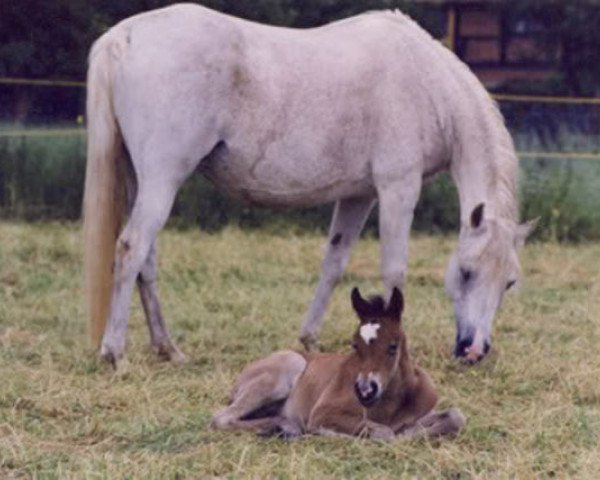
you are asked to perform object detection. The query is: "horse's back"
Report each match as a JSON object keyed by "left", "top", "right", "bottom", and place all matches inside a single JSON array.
[{"left": 90, "top": 4, "right": 469, "bottom": 206}]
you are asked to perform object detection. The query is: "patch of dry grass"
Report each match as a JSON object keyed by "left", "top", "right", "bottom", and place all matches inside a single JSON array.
[{"left": 0, "top": 222, "right": 599, "bottom": 479}]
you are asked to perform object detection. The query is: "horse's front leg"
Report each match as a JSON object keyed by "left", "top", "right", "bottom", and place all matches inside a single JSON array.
[
  {"left": 376, "top": 172, "right": 422, "bottom": 295},
  {"left": 137, "top": 241, "right": 185, "bottom": 364},
  {"left": 299, "top": 196, "right": 375, "bottom": 350}
]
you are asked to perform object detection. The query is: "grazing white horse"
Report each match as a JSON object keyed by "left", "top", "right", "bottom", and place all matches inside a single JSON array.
[{"left": 83, "top": 4, "right": 536, "bottom": 368}]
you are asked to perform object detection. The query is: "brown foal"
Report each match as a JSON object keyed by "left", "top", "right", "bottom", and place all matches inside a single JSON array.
[{"left": 211, "top": 288, "right": 465, "bottom": 440}]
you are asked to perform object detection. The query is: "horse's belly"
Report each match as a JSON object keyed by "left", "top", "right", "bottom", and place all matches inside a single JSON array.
[{"left": 200, "top": 143, "right": 375, "bottom": 207}]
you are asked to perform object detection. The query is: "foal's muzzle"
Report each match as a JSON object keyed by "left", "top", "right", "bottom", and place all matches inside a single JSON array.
[{"left": 354, "top": 374, "right": 381, "bottom": 407}]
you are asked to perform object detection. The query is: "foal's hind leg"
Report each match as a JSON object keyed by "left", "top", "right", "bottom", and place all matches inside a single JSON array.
[
  {"left": 211, "top": 372, "right": 288, "bottom": 431},
  {"left": 299, "top": 197, "right": 375, "bottom": 350},
  {"left": 211, "top": 351, "right": 305, "bottom": 433},
  {"left": 137, "top": 242, "right": 185, "bottom": 364}
]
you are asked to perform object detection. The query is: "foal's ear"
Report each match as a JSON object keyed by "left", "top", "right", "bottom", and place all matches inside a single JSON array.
[
  {"left": 351, "top": 287, "right": 371, "bottom": 321},
  {"left": 386, "top": 287, "right": 404, "bottom": 322},
  {"left": 515, "top": 217, "right": 539, "bottom": 249},
  {"left": 470, "top": 203, "right": 485, "bottom": 229}
]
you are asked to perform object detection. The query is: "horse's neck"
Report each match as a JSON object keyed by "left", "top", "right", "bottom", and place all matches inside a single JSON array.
[{"left": 448, "top": 97, "right": 518, "bottom": 225}]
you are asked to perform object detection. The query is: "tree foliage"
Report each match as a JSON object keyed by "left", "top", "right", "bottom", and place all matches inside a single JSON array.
[
  {"left": 0, "top": 0, "right": 95, "bottom": 78},
  {"left": 4, "top": 0, "right": 597, "bottom": 94},
  {"left": 0, "top": 0, "right": 440, "bottom": 80},
  {"left": 508, "top": 0, "right": 600, "bottom": 96}
]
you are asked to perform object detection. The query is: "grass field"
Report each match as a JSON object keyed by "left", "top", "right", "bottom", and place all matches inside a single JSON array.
[{"left": 0, "top": 222, "right": 599, "bottom": 479}]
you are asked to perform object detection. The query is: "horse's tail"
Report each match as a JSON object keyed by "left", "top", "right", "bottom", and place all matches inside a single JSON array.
[{"left": 83, "top": 31, "right": 129, "bottom": 347}]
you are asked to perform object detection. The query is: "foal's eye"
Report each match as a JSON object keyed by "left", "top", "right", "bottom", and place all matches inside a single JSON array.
[
  {"left": 351, "top": 342, "right": 358, "bottom": 351},
  {"left": 506, "top": 279, "right": 516, "bottom": 290},
  {"left": 460, "top": 268, "right": 473, "bottom": 283},
  {"left": 387, "top": 344, "right": 398, "bottom": 356}
]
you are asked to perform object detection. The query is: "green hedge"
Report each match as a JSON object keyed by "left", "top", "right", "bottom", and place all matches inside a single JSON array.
[{"left": 1, "top": 131, "right": 600, "bottom": 241}]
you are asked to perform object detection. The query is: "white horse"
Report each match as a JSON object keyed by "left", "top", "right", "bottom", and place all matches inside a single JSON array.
[{"left": 83, "top": 4, "right": 536, "bottom": 368}]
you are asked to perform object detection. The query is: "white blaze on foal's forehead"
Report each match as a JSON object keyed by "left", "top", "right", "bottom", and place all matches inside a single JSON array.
[{"left": 359, "top": 323, "right": 380, "bottom": 344}]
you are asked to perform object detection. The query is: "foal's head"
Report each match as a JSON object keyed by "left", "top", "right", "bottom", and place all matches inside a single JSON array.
[{"left": 350, "top": 287, "right": 406, "bottom": 408}]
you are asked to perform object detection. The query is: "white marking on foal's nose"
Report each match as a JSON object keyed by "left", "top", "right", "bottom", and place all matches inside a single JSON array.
[{"left": 359, "top": 323, "right": 380, "bottom": 344}]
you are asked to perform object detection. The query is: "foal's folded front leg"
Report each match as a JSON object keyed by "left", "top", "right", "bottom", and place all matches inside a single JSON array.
[
  {"left": 398, "top": 408, "right": 467, "bottom": 438},
  {"left": 308, "top": 405, "right": 394, "bottom": 441}
]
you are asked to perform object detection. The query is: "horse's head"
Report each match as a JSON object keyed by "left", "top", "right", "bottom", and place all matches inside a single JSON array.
[
  {"left": 445, "top": 203, "right": 537, "bottom": 363},
  {"left": 349, "top": 287, "right": 406, "bottom": 408}
]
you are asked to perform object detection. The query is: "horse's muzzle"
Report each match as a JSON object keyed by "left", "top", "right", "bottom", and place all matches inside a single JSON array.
[
  {"left": 354, "top": 378, "right": 380, "bottom": 407},
  {"left": 454, "top": 337, "right": 490, "bottom": 364}
]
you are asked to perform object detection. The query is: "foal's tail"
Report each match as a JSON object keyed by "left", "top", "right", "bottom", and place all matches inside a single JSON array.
[{"left": 83, "top": 32, "right": 129, "bottom": 347}]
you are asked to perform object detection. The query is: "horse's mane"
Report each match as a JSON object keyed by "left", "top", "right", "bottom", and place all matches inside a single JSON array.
[{"left": 366, "top": 9, "right": 519, "bottom": 223}]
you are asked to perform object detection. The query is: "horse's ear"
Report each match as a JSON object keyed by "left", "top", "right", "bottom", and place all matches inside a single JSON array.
[
  {"left": 515, "top": 217, "right": 539, "bottom": 249},
  {"left": 386, "top": 287, "right": 403, "bottom": 322},
  {"left": 351, "top": 287, "right": 370, "bottom": 321},
  {"left": 470, "top": 203, "right": 485, "bottom": 229}
]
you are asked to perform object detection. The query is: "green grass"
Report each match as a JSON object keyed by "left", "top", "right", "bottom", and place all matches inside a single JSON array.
[{"left": 1, "top": 222, "right": 599, "bottom": 478}]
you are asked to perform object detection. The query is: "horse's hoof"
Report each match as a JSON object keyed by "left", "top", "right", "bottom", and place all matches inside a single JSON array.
[
  {"left": 169, "top": 347, "right": 187, "bottom": 365},
  {"left": 299, "top": 332, "right": 318, "bottom": 352},
  {"left": 99, "top": 343, "right": 125, "bottom": 370},
  {"left": 113, "top": 356, "right": 130, "bottom": 377},
  {"left": 153, "top": 341, "right": 187, "bottom": 365}
]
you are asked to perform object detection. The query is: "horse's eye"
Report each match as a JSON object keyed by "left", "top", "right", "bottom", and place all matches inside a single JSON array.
[
  {"left": 387, "top": 344, "right": 398, "bottom": 356},
  {"left": 506, "top": 279, "right": 516, "bottom": 290},
  {"left": 460, "top": 268, "right": 472, "bottom": 283},
  {"left": 351, "top": 342, "right": 358, "bottom": 351}
]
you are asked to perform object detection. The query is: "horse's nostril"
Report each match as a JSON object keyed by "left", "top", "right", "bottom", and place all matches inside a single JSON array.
[
  {"left": 454, "top": 338, "right": 490, "bottom": 364},
  {"left": 454, "top": 337, "right": 473, "bottom": 357}
]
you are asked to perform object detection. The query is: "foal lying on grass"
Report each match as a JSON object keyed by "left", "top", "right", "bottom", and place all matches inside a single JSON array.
[{"left": 212, "top": 288, "right": 465, "bottom": 440}]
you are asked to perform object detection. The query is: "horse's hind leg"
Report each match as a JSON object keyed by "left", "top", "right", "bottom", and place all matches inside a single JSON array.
[
  {"left": 299, "top": 196, "right": 375, "bottom": 350},
  {"left": 137, "top": 242, "right": 185, "bottom": 364},
  {"left": 100, "top": 182, "right": 179, "bottom": 368}
]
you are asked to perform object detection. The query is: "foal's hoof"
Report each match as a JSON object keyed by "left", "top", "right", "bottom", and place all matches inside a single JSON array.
[
  {"left": 153, "top": 341, "right": 187, "bottom": 365},
  {"left": 210, "top": 410, "right": 233, "bottom": 431},
  {"left": 258, "top": 422, "right": 302, "bottom": 440},
  {"left": 446, "top": 408, "right": 467, "bottom": 435},
  {"left": 299, "top": 332, "right": 318, "bottom": 352},
  {"left": 366, "top": 424, "right": 395, "bottom": 442}
]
